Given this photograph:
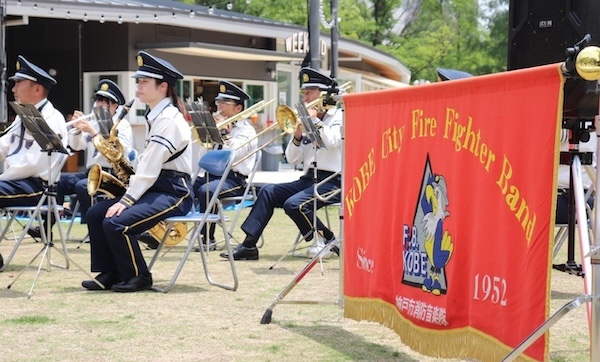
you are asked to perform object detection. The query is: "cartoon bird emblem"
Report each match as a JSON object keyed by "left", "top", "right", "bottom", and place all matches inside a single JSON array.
[{"left": 421, "top": 175, "right": 453, "bottom": 296}]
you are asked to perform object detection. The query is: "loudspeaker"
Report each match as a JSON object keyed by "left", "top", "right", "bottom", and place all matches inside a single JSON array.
[
  {"left": 508, "top": 0, "right": 600, "bottom": 120},
  {"left": 508, "top": 0, "right": 600, "bottom": 70}
]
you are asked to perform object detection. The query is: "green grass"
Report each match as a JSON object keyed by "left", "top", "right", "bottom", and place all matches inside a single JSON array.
[{"left": 0, "top": 208, "right": 592, "bottom": 361}]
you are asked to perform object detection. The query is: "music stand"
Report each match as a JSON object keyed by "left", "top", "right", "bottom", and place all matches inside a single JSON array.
[
  {"left": 92, "top": 105, "right": 113, "bottom": 137},
  {"left": 6, "top": 102, "right": 100, "bottom": 298},
  {"left": 186, "top": 99, "right": 223, "bottom": 147},
  {"left": 261, "top": 95, "right": 343, "bottom": 324}
]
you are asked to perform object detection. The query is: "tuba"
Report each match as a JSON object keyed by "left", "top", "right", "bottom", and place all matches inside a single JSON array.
[{"left": 88, "top": 99, "right": 187, "bottom": 247}]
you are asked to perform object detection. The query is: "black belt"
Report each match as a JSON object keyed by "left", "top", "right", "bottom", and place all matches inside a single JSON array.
[
  {"left": 160, "top": 169, "right": 191, "bottom": 180},
  {"left": 308, "top": 168, "right": 337, "bottom": 177},
  {"left": 230, "top": 171, "right": 247, "bottom": 180}
]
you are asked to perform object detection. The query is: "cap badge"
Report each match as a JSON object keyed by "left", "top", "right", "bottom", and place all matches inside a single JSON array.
[
  {"left": 137, "top": 55, "right": 143, "bottom": 67},
  {"left": 100, "top": 83, "right": 109, "bottom": 91},
  {"left": 16, "top": 60, "right": 20, "bottom": 70},
  {"left": 220, "top": 84, "right": 226, "bottom": 93},
  {"left": 302, "top": 73, "right": 309, "bottom": 82}
]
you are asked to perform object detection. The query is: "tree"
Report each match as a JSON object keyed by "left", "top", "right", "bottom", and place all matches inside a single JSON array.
[{"left": 179, "top": 0, "right": 509, "bottom": 82}]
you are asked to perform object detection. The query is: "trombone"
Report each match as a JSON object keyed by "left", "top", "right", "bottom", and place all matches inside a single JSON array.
[
  {"left": 274, "top": 81, "right": 352, "bottom": 129},
  {"left": 191, "top": 99, "right": 276, "bottom": 149},
  {"left": 232, "top": 109, "right": 297, "bottom": 166}
]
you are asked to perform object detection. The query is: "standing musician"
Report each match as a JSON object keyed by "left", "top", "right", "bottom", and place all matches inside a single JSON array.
[
  {"left": 81, "top": 51, "right": 194, "bottom": 292},
  {"left": 192, "top": 80, "right": 258, "bottom": 250},
  {"left": 221, "top": 67, "right": 343, "bottom": 261},
  {"left": 0, "top": 55, "right": 67, "bottom": 266},
  {"left": 28, "top": 79, "right": 133, "bottom": 240}
]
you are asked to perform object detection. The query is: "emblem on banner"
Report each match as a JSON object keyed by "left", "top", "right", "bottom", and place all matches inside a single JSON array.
[{"left": 402, "top": 155, "right": 454, "bottom": 296}]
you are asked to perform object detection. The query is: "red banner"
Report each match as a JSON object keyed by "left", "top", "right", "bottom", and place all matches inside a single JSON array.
[{"left": 342, "top": 64, "right": 563, "bottom": 361}]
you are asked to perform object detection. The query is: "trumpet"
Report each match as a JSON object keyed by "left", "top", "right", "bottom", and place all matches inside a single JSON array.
[
  {"left": 66, "top": 114, "right": 99, "bottom": 135},
  {"left": 67, "top": 106, "right": 114, "bottom": 135},
  {"left": 66, "top": 112, "right": 95, "bottom": 127}
]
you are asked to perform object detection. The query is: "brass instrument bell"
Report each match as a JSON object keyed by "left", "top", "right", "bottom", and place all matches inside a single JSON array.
[{"left": 575, "top": 46, "right": 600, "bottom": 81}]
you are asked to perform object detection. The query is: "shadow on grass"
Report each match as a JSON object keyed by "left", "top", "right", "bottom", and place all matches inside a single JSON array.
[
  {"left": 277, "top": 322, "right": 418, "bottom": 361},
  {"left": 551, "top": 290, "right": 585, "bottom": 300}
]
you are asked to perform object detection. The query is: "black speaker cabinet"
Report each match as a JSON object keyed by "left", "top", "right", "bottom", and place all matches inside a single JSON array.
[
  {"left": 508, "top": 0, "right": 600, "bottom": 70},
  {"left": 508, "top": 0, "right": 600, "bottom": 120}
]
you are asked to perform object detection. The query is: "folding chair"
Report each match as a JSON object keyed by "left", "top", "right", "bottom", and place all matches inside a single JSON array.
[
  {"left": 219, "top": 150, "right": 264, "bottom": 248},
  {"left": 0, "top": 153, "right": 70, "bottom": 272},
  {"left": 148, "top": 149, "right": 238, "bottom": 292},
  {"left": 289, "top": 202, "right": 341, "bottom": 256}
]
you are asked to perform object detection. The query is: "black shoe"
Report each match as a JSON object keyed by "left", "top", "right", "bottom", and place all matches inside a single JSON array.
[
  {"left": 0, "top": 252, "right": 3, "bottom": 270},
  {"left": 194, "top": 237, "right": 216, "bottom": 252},
  {"left": 138, "top": 232, "right": 159, "bottom": 250},
  {"left": 27, "top": 227, "right": 41, "bottom": 238},
  {"left": 325, "top": 237, "right": 340, "bottom": 256},
  {"left": 111, "top": 274, "right": 153, "bottom": 292},
  {"left": 220, "top": 244, "right": 259, "bottom": 261},
  {"left": 27, "top": 227, "right": 53, "bottom": 241},
  {"left": 82, "top": 272, "right": 120, "bottom": 291}
]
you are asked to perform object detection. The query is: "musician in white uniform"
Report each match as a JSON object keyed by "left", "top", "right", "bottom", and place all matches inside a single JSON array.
[
  {"left": 221, "top": 67, "right": 343, "bottom": 261},
  {"left": 82, "top": 51, "right": 193, "bottom": 292},
  {"left": 0, "top": 56, "right": 67, "bottom": 267},
  {"left": 67, "top": 80, "right": 133, "bottom": 222},
  {"left": 192, "top": 80, "right": 257, "bottom": 250},
  {"left": 28, "top": 80, "right": 133, "bottom": 240}
]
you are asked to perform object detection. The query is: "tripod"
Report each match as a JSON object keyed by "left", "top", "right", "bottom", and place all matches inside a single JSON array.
[
  {"left": 6, "top": 102, "right": 100, "bottom": 298},
  {"left": 552, "top": 120, "right": 595, "bottom": 280},
  {"left": 503, "top": 113, "right": 600, "bottom": 361}
]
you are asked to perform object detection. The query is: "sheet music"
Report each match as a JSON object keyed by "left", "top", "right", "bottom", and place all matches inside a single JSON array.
[
  {"left": 185, "top": 99, "right": 223, "bottom": 146},
  {"left": 92, "top": 106, "right": 113, "bottom": 137},
  {"left": 9, "top": 102, "right": 68, "bottom": 154},
  {"left": 295, "top": 101, "right": 326, "bottom": 149}
]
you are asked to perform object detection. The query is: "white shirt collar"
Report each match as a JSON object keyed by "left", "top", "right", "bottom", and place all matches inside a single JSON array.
[{"left": 146, "top": 98, "right": 172, "bottom": 121}]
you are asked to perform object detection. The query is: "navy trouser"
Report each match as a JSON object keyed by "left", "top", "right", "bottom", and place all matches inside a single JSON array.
[
  {"left": 57, "top": 172, "right": 92, "bottom": 223},
  {"left": 194, "top": 172, "right": 246, "bottom": 239},
  {"left": 0, "top": 177, "right": 45, "bottom": 207},
  {"left": 58, "top": 168, "right": 120, "bottom": 224},
  {"left": 241, "top": 170, "right": 341, "bottom": 244},
  {"left": 87, "top": 174, "right": 193, "bottom": 281}
]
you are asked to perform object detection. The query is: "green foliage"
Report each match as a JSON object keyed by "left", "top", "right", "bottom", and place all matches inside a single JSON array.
[{"left": 182, "top": 0, "right": 509, "bottom": 82}]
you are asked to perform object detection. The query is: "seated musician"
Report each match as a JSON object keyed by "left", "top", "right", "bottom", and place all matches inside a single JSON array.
[
  {"left": 192, "top": 80, "right": 258, "bottom": 250},
  {"left": 27, "top": 79, "right": 133, "bottom": 239},
  {"left": 0, "top": 55, "right": 67, "bottom": 257},
  {"left": 220, "top": 67, "right": 343, "bottom": 261},
  {"left": 1, "top": 56, "right": 68, "bottom": 196},
  {"left": 81, "top": 51, "right": 194, "bottom": 292}
]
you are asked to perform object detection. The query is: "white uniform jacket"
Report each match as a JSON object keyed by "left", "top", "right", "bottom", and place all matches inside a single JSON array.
[
  {"left": 285, "top": 106, "right": 343, "bottom": 174},
  {"left": 0, "top": 98, "right": 67, "bottom": 182},
  {"left": 68, "top": 108, "right": 134, "bottom": 169},
  {"left": 122, "top": 98, "right": 192, "bottom": 203},
  {"left": 222, "top": 119, "right": 257, "bottom": 176}
]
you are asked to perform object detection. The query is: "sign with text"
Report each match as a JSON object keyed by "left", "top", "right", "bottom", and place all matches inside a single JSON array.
[
  {"left": 284, "top": 31, "right": 327, "bottom": 56},
  {"left": 342, "top": 64, "right": 563, "bottom": 361}
]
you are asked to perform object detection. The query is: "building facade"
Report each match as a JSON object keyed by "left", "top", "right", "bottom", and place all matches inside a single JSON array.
[{"left": 4, "top": 0, "right": 410, "bottom": 170}]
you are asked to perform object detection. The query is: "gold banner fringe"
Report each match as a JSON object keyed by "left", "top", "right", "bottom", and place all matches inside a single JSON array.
[{"left": 344, "top": 297, "right": 544, "bottom": 362}]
